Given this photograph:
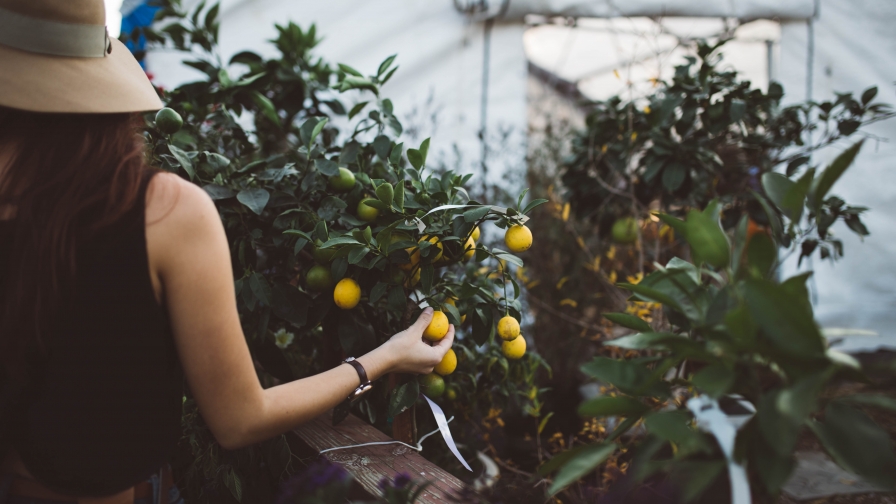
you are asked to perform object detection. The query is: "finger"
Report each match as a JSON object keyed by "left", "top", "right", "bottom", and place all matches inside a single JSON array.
[
  {"left": 411, "top": 307, "right": 434, "bottom": 330},
  {"left": 433, "top": 324, "right": 455, "bottom": 353}
]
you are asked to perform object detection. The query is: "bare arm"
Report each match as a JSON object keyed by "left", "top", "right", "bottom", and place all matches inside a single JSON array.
[{"left": 146, "top": 173, "right": 454, "bottom": 449}]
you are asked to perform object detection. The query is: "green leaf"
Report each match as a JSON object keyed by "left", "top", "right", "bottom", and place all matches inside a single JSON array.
[
  {"left": 388, "top": 380, "right": 420, "bottom": 418},
  {"left": 376, "top": 182, "right": 394, "bottom": 206},
  {"left": 810, "top": 140, "right": 863, "bottom": 209},
  {"left": 407, "top": 148, "right": 423, "bottom": 170},
  {"left": 578, "top": 396, "right": 649, "bottom": 418},
  {"left": 603, "top": 312, "right": 652, "bottom": 332},
  {"left": 236, "top": 188, "right": 270, "bottom": 215},
  {"left": 547, "top": 443, "right": 616, "bottom": 496},
  {"left": 347, "top": 246, "right": 369, "bottom": 264},
  {"left": 420, "top": 263, "right": 434, "bottom": 294},
  {"left": 203, "top": 184, "right": 234, "bottom": 200},
  {"left": 673, "top": 461, "right": 726, "bottom": 503},
  {"left": 645, "top": 410, "right": 708, "bottom": 454},
  {"left": 314, "top": 158, "right": 339, "bottom": 176},
  {"left": 394, "top": 181, "right": 405, "bottom": 211},
  {"left": 338, "top": 63, "right": 363, "bottom": 76},
  {"left": 662, "top": 163, "right": 686, "bottom": 192},
  {"left": 348, "top": 101, "right": 369, "bottom": 120},
  {"left": 463, "top": 206, "right": 491, "bottom": 222},
  {"left": 167, "top": 144, "right": 195, "bottom": 179},
  {"left": 248, "top": 272, "right": 272, "bottom": 306},
  {"left": 617, "top": 283, "right": 683, "bottom": 312},
  {"left": 810, "top": 401, "right": 896, "bottom": 489},
  {"left": 685, "top": 207, "right": 729, "bottom": 268},
  {"left": 861, "top": 86, "right": 878, "bottom": 105},
  {"left": 605, "top": 332, "right": 690, "bottom": 351},
  {"left": 691, "top": 364, "right": 734, "bottom": 398},
  {"left": 761, "top": 172, "right": 795, "bottom": 210},
  {"left": 743, "top": 279, "right": 825, "bottom": 358},
  {"left": 418, "top": 138, "right": 430, "bottom": 166},
  {"left": 310, "top": 116, "right": 328, "bottom": 145},
  {"left": 319, "top": 236, "right": 362, "bottom": 248},
  {"left": 369, "top": 282, "right": 388, "bottom": 304},
  {"left": 657, "top": 213, "right": 688, "bottom": 238},
  {"left": 841, "top": 394, "right": 896, "bottom": 412},
  {"left": 745, "top": 232, "right": 777, "bottom": 277},
  {"left": 377, "top": 54, "right": 397, "bottom": 76},
  {"left": 250, "top": 90, "right": 279, "bottom": 124},
  {"left": 389, "top": 142, "right": 403, "bottom": 165},
  {"left": 580, "top": 357, "right": 669, "bottom": 397}
]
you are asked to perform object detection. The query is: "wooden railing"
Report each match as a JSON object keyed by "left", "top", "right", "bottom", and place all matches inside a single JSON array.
[{"left": 290, "top": 411, "right": 467, "bottom": 502}]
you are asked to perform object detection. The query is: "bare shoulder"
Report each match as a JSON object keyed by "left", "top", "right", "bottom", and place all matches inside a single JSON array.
[{"left": 145, "top": 171, "right": 219, "bottom": 233}]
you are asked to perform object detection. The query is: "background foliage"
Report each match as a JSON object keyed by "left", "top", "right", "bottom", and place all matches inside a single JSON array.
[{"left": 523, "top": 41, "right": 896, "bottom": 502}]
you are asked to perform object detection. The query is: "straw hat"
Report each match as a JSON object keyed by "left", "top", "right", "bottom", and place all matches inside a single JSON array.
[{"left": 0, "top": 0, "right": 163, "bottom": 113}]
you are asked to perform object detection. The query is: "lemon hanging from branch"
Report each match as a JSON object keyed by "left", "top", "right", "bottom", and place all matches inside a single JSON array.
[
  {"left": 502, "top": 335, "right": 527, "bottom": 360},
  {"left": 333, "top": 278, "right": 361, "bottom": 309},
  {"left": 505, "top": 224, "right": 533, "bottom": 253},
  {"left": 497, "top": 315, "right": 521, "bottom": 341},
  {"left": 434, "top": 348, "right": 457, "bottom": 376}
]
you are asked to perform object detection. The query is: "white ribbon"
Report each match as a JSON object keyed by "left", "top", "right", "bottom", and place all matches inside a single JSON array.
[
  {"left": 687, "top": 395, "right": 756, "bottom": 504},
  {"left": 408, "top": 204, "right": 527, "bottom": 233},
  {"left": 423, "top": 395, "right": 473, "bottom": 471}
]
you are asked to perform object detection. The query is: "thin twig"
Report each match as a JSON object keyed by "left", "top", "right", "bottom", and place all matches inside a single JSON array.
[{"left": 527, "top": 294, "right": 605, "bottom": 332}]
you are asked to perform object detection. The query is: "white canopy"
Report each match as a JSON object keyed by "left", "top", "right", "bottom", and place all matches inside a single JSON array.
[{"left": 146, "top": 0, "right": 896, "bottom": 351}]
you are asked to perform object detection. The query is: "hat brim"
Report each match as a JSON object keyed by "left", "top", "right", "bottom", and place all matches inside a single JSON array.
[{"left": 0, "top": 38, "right": 163, "bottom": 113}]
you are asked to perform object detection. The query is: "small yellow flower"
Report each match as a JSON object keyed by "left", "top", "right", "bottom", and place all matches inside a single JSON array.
[
  {"left": 643, "top": 105, "right": 651, "bottom": 114},
  {"left": 561, "top": 202, "right": 571, "bottom": 222},
  {"left": 626, "top": 272, "right": 644, "bottom": 285},
  {"left": 608, "top": 270, "right": 618, "bottom": 283},
  {"left": 606, "top": 246, "right": 617, "bottom": 260},
  {"left": 559, "top": 298, "right": 578, "bottom": 308},
  {"left": 556, "top": 276, "right": 570, "bottom": 290},
  {"left": 613, "top": 69, "right": 621, "bottom": 79}
]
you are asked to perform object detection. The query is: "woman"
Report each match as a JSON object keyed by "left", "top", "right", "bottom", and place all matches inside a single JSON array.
[{"left": 0, "top": 1, "right": 455, "bottom": 503}]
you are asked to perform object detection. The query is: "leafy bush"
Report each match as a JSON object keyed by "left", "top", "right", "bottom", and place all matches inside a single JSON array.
[
  {"left": 540, "top": 143, "right": 896, "bottom": 500},
  {"left": 134, "top": 2, "right": 546, "bottom": 501}
]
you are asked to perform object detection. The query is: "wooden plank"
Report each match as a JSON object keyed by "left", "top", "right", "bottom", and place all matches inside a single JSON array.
[{"left": 292, "top": 411, "right": 467, "bottom": 503}]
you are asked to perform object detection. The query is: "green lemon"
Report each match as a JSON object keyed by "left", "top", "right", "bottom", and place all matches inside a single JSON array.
[
  {"left": 357, "top": 199, "right": 379, "bottom": 222},
  {"left": 313, "top": 240, "right": 336, "bottom": 265},
  {"left": 329, "top": 167, "right": 356, "bottom": 192},
  {"left": 611, "top": 217, "right": 639, "bottom": 244},
  {"left": 305, "top": 265, "right": 334, "bottom": 291},
  {"left": 418, "top": 373, "right": 445, "bottom": 399},
  {"left": 154, "top": 107, "right": 183, "bottom": 134}
]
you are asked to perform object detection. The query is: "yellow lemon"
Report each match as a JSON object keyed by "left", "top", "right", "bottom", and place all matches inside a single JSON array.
[
  {"left": 471, "top": 226, "right": 481, "bottom": 242},
  {"left": 423, "top": 310, "right": 450, "bottom": 341},
  {"left": 443, "top": 297, "right": 457, "bottom": 308},
  {"left": 445, "top": 386, "right": 458, "bottom": 401},
  {"left": 502, "top": 335, "right": 527, "bottom": 360},
  {"left": 463, "top": 237, "right": 476, "bottom": 261},
  {"left": 403, "top": 268, "right": 420, "bottom": 288},
  {"left": 434, "top": 349, "right": 457, "bottom": 376},
  {"left": 333, "top": 278, "right": 361, "bottom": 309},
  {"left": 497, "top": 315, "right": 521, "bottom": 341},
  {"left": 419, "top": 235, "right": 443, "bottom": 262},
  {"left": 504, "top": 224, "right": 533, "bottom": 253}
]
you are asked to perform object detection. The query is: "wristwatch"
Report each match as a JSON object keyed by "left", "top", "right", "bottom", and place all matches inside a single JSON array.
[
  {"left": 343, "top": 357, "right": 373, "bottom": 401},
  {"left": 333, "top": 357, "right": 373, "bottom": 426}
]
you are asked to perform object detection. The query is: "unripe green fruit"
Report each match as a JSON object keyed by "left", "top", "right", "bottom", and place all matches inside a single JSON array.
[
  {"left": 329, "top": 167, "right": 356, "bottom": 192},
  {"left": 612, "top": 217, "right": 639, "bottom": 244},
  {"left": 155, "top": 107, "right": 183, "bottom": 134}
]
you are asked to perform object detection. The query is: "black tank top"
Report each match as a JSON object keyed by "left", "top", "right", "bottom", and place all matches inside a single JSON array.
[{"left": 0, "top": 171, "right": 183, "bottom": 497}]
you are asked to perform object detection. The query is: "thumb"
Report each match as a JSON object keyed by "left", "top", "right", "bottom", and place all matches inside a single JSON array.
[{"left": 412, "top": 307, "right": 434, "bottom": 330}]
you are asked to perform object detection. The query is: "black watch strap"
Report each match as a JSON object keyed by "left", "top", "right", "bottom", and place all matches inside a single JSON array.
[
  {"left": 334, "top": 357, "right": 373, "bottom": 426},
  {"left": 344, "top": 357, "right": 369, "bottom": 385}
]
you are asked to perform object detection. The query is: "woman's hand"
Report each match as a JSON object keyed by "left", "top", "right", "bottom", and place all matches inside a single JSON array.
[{"left": 379, "top": 307, "right": 455, "bottom": 375}]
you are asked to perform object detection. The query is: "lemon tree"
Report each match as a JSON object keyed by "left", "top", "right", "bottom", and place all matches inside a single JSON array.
[{"left": 138, "top": 2, "right": 548, "bottom": 501}]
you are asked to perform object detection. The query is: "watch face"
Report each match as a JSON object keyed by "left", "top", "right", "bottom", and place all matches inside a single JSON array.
[{"left": 351, "top": 383, "right": 373, "bottom": 400}]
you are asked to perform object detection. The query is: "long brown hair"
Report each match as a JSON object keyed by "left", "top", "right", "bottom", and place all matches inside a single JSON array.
[{"left": 0, "top": 106, "right": 153, "bottom": 382}]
